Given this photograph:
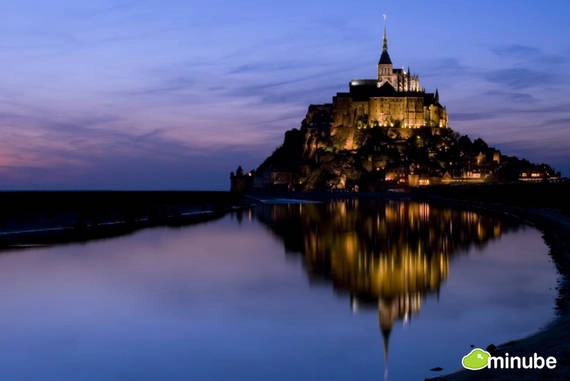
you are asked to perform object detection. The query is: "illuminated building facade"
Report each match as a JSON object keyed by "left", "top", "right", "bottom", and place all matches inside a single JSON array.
[{"left": 331, "top": 20, "right": 448, "bottom": 136}]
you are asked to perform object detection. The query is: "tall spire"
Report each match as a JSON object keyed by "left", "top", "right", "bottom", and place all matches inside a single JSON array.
[
  {"left": 382, "top": 13, "right": 388, "bottom": 52},
  {"left": 378, "top": 13, "right": 392, "bottom": 65}
]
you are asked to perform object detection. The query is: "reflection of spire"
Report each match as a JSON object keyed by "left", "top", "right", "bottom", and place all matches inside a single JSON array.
[
  {"left": 378, "top": 294, "right": 423, "bottom": 378},
  {"left": 381, "top": 324, "right": 391, "bottom": 380},
  {"left": 381, "top": 327, "right": 391, "bottom": 359},
  {"left": 379, "top": 299, "right": 394, "bottom": 359},
  {"left": 379, "top": 298, "right": 394, "bottom": 381}
]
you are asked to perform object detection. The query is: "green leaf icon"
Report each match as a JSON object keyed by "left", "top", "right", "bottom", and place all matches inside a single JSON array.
[{"left": 462, "top": 348, "right": 490, "bottom": 370}]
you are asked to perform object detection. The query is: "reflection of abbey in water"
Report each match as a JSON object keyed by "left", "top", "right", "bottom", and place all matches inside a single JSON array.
[{"left": 255, "top": 201, "right": 512, "bottom": 360}]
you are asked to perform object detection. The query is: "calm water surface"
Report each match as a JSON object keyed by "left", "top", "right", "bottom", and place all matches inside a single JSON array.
[{"left": 0, "top": 201, "right": 557, "bottom": 380}]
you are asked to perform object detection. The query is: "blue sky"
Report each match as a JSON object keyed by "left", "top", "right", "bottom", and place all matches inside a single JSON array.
[{"left": 0, "top": 0, "right": 569, "bottom": 189}]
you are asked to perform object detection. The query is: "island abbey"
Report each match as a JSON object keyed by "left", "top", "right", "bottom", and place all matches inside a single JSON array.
[
  {"left": 230, "top": 17, "right": 560, "bottom": 192},
  {"left": 332, "top": 21, "right": 448, "bottom": 131}
]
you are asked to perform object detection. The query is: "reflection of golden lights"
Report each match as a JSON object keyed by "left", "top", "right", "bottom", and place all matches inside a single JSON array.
[
  {"left": 494, "top": 223, "right": 502, "bottom": 238},
  {"left": 263, "top": 201, "right": 508, "bottom": 361}
]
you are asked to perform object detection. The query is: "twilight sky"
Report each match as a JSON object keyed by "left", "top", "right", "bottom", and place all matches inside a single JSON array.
[{"left": 0, "top": 0, "right": 569, "bottom": 190}]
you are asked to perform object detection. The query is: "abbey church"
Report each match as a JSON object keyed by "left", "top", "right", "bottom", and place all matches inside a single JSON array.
[{"left": 331, "top": 21, "right": 448, "bottom": 131}]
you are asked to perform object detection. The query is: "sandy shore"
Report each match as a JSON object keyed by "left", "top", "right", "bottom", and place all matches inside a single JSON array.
[{"left": 423, "top": 199, "right": 570, "bottom": 380}]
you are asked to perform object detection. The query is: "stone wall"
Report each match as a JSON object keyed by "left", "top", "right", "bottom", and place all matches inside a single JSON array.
[
  {"left": 369, "top": 96, "right": 425, "bottom": 127},
  {"left": 333, "top": 95, "right": 447, "bottom": 130}
]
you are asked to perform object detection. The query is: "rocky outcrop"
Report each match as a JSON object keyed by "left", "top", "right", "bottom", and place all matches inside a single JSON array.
[{"left": 234, "top": 104, "right": 560, "bottom": 192}]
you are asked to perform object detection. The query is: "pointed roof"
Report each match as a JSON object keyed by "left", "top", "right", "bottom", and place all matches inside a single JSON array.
[
  {"left": 378, "top": 16, "right": 392, "bottom": 65},
  {"left": 379, "top": 50, "right": 392, "bottom": 65}
]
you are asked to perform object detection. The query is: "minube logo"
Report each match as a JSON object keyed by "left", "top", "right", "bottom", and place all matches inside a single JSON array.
[
  {"left": 462, "top": 348, "right": 557, "bottom": 371},
  {"left": 462, "top": 348, "right": 490, "bottom": 370}
]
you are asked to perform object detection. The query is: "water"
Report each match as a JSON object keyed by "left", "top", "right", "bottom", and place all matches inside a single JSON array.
[{"left": 0, "top": 200, "right": 557, "bottom": 380}]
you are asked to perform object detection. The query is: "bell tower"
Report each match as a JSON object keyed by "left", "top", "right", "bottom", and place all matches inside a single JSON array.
[{"left": 377, "top": 14, "right": 394, "bottom": 84}]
